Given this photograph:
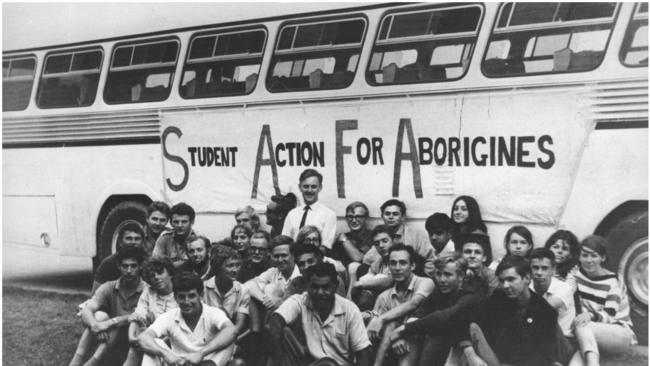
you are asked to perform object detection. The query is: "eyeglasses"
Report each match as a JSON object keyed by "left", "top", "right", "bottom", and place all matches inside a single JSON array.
[{"left": 346, "top": 215, "right": 366, "bottom": 221}]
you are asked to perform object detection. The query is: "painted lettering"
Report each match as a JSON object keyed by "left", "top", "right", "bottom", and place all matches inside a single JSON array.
[
  {"left": 335, "top": 120, "right": 357, "bottom": 198},
  {"left": 162, "top": 126, "right": 189, "bottom": 192},
  {"left": 251, "top": 124, "right": 280, "bottom": 199},
  {"left": 392, "top": 119, "right": 423, "bottom": 198}
]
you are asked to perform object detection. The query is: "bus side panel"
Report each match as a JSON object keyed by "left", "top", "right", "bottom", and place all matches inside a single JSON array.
[
  {"left": 3, "top": 148, "right": 62, "bottom": 249},
  {"left": 560, "top": 127, "right": 648, "bottom": 238},
  {"left": 55, "top": 144, "right": 163, "bottom": 257}
]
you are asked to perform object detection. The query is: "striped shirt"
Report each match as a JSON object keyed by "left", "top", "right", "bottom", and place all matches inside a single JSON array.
[{"left": 575, "top": 267, "right": 632, "bottom": 328}]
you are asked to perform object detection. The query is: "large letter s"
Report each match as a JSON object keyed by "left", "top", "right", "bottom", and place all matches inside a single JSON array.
[{"left": 162, "top": 126, "right": 189, "bottom": 191}]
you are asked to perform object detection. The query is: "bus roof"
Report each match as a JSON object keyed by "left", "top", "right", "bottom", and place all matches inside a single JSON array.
[{"left": 3, "top": 2, "right": 384, "bottom": 53}]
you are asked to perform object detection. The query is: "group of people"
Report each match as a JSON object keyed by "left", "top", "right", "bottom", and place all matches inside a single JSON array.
[{"left": 70, "top": 168, "right": 637, "bottom": 366}]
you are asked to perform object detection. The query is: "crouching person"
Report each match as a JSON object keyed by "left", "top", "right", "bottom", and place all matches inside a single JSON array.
[
  {"left": 138, "top": 271, "right": 237, "bottom": 366},
  {"left": 268, "top": 262, "right": 372, "bottom": 366},
  {"left": 70, "top": 246, "right": 147, "bottom": 366}
]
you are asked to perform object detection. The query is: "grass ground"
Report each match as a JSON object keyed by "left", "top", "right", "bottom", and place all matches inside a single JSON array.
[{"left": 2, "top": 286, "right": 648, "bottom": 366}]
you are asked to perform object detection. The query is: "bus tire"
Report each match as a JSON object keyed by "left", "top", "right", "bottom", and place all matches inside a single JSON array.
[
  {"left": 97, "top": 201, "right": 147, "bottom": 264},
  {"left": 604, "top": 210, "right": 648, "bottom": 345}
]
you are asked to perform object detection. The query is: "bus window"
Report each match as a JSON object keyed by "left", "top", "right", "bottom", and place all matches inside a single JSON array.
[
  {"left": 181, "top": 28, "right": 266, "bottom": 98},
  {"left": 367, "top": 4, "right": 483, "bottom": 85},
  {"left": 267, "top": 17, "right": 366, "bottom": 92},
  {"left": 3, "top": 56, "right": 36, "bottom": 111},
  {"left": 620, "top": 3, "right": 648, "bottom": 67},
  {"left": 104, "top": 39, "right": 179, "bottom": 104},
  {"left": 36, "top": 49, "right": 102, "bottom": 108},
  {"left": 483, "top": 3, "right": 619, "bottom": 77}
]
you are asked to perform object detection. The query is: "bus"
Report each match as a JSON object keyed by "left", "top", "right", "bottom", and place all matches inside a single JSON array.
[{"left": 3, "top": 2, "right": 647, "bottom": 341}]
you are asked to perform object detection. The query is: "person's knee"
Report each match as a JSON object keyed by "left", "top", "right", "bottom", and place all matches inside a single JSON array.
[
  {"left": 228, "top": 358, "right": 247, "bottom": 366},
  {"left": 94, "top": 311, "right": 109, "bottom": 321}
]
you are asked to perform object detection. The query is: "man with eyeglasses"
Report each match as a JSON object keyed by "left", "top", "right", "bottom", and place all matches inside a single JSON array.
[
  {"left": 237, "top": 231, "right": 272, "bottom": 283},
  {"left": 70, "top": 246, "right": 147, "bottom": 366},
  {"left": 332, "top": 201, "right": 375, "bottom": 266}
]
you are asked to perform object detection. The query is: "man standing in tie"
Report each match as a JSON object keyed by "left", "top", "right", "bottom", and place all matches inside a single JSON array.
[{"left": 282, "top": 169, "right": 337, "bottom": 252}]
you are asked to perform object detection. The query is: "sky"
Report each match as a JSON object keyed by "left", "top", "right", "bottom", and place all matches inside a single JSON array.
[{"left": 2, "top": 2, "right": 368, "bottom": 51}]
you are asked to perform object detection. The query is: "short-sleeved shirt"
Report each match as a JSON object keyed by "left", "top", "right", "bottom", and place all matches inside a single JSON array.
[
  {"left": 148, "top": 305, "right": 233, "bottom": 356},
  {"left": 363, "top": 225, "right": 435, "bottom": 276},
  {"left": 237, "top": 257, "right": 272, "bottom": 283},
  {"left": 203, "top": 277, "right": 250, "bottom": 320},
  {"left": 255, "top": 265, "right": 301, "bottom": 298},
  {"left": 282, "top": 202, "right": 337, "bottom": 249},
  {"left": 92, "top": 278, "right": 146, "bottom": 317},
  {"left": 152, "top": 230, "right": 197, "bottom": 265},
  {"left": 530, "top": 277, "right": 575, "bottom": 336},
  {"left": 358, "top": 258, "right": 391, "bottom": 288},
  {"left": 275, "top": 293, "right": 372, "bottom": 366},
  {"left": 374, "top": 275, "right": 435, "bottom": 315},
  {"left": 128, "top": 286, "right": 177, "bottom": 326}
]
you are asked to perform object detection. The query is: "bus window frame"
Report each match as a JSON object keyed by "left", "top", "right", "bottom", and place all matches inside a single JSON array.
[
  {"left": 366, "top": 3, "right": 485, "bottom": 86},
  {"left": 619, "top": 2, "right": 648, "bottom": 68},
  {"left": 266, "top": 13, "right": 368, "bottom": 93},
  {"left": 36, "top": 46, "right": 104, "bottom": 109},
  {"left": 103, "top": 36, "right": 180, "bottom": 105},
  {"left": 481, "top": 2, "right": 621, "bottom": 78},
  {"left": 180, "top": 25, "right": 268, "bottom": 99},
  {"left": 2, "top": 54, "right": 37, "bottom": 112}
]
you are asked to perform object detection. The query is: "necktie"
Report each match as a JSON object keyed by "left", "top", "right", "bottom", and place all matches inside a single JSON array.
[{"left": 299, "top": 205, "right": 311, "bottom": 228}]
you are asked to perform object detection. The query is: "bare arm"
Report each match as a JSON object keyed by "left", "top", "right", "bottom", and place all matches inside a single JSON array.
[
  {"left": 138, "top": 328, "right": 184, "bottom": 365},
  {"left": 367, "top": 293, "right": 427, "bottom": 340},
  {"left": 338, "top": 234, "right": 364, "bottom": 262},
  {"left": 358, "top": 274, "right": 393, "bottom": 292},
  {"left": 234, "top": 312, "right": 248, "bottom": 336}
]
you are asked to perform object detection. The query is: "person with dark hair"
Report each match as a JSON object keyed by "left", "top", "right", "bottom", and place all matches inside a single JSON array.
[
  {"left": 332, "top": 201, "right": 374, "bottom": 266},
  {"left": 282, "top": 169, "right": 337, "bottom": 250},
  {"left": 237, "top": 231, "right": 272, "bottom": 283},
  {"left": 123, "top": 258, "right": 178, "bottom": 366},
  {"left": 363, "top": 199, "right": 435, "bottom": 277},
  {"left": 296, "top": 225, "right": 346, "bottom": 277},
  {"left": 389, "top": 253, "right": 480, "bottom": 366},
  {"left": 234, "top": 205, "right": 260, "bottom": 231},
  {"left": 231, "top": 224, "right": 253, "bottom": 257},
  {"left": 450, "top": 195, "right": 487, "bottom": 234},
  {"left": 284, "top": 243, "right": 346, "bottom": 299},
  {"left": 572, "top": 235, "right": 637, "bottom": 364},
  {"left": 179, "top": 235, "right": 213, "bottom": 281},
  {"left": 460, "top": 256, "right": 571, "bottom": 366},
  {"left": 268, "top": 262, "right": 372, "bottom": 366},
  {"left": 143, "top": 201, "right": 171, "bottom": 257},
  {"left": 266, "top": 192, "right": 298, "bottom": 237},
  {"left": 70, "top": 246, "right": 147, "bottom": 366},
  {"left": 138, "top": 271, "right": 237, "bottom": 366},
  {"left": 489, "top": 225, "right": 534, "bottom": 270},
  {"left": 152, "top": 202, "right": 197, "bottom": 268},
  {"left": 92, "top": 222, "right": 146, "bottom": 294},
  {"left": 349, "top": 225, "right": 397, "bottom": 310},
  {"left": 456, "top": 233, "right": 498, "bottom": 299},
  {"left": 367, "top": 244, "right": 434, "bottom": 366},
  {"left": 425, "top": 212, "right": 456, "bottom": 257},
  {"left": 544, "top": 230, "right": 580, "bottom": 284}
]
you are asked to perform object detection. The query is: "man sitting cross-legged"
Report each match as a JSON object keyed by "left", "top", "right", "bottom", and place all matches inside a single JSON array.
[
  {"left": 388, "top": 253, "right": 481, "bottom": 366},
  {"left": 138, "top": 271, "right": 238, "bottom": 366},
  {"left": 70, "top": 246, "right": 147, "bottom": 366},
  {"left": 268, "top": 262, "right": 373, "bottom": 366},
  {"left": 367, "top": 244, "right": 434, "bottom": 366}
]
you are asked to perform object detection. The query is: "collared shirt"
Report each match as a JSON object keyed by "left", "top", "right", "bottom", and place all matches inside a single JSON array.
[
  {"left": 148, "top": 305, "right": 233, "bottom": 356},
  {"left": 530, "top": 277, "right": 575, "bottom": 336},
  {"left": 255, "top": 265, "right": 301, "bottom": 298},
  {"left": 275, "top": 293, "right": 372, "bottom": 366},
  {"left": 282, "top": 201, "right": 337, "bottom": 249},
  {"left": 434, "top": 239, "right": 456, "bottom": 257},
  {"left": 363, "top": 224, "right": 435, "bottom": 276},
  {"left": 374, "top": 274, "right": 434, "bottom": 315},
  {"left": 92, "top": 278, "right": 146, "bottom": 317},
  {"left": 203, "top": 277, "right": 250, "bottom": 320},
  {"left": 152, "top": 230, "right": 197, "bottom": 265},
  {"left": 128, "top": 286, "right": 177, "bottom": 326}
]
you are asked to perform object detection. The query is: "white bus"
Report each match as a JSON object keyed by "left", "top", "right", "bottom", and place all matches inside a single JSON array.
[{"left": 3, "top": 2, "right": 647, "bottom": 340}]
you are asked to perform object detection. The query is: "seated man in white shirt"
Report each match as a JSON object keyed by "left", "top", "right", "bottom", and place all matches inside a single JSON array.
[
  {"left": 138, "top": 271, "right": 237, "bottom": 366},
  {"left": 282, "top": 169, "right": 337, "bottom": 251}
]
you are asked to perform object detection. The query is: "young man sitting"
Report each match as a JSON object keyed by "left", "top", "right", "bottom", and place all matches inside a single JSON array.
[
  {"left": 284, "top": 243, "right": 346, "bottom": 299},
  {"left": 424, "top": 213, "right": 456, "bottom": 257},
  {"left": 389, "top": 253, "right": 480, "bottom": 366},
  {"left": 368, "top": 244, "right": 434, "bottom": 366},
  {"left": 460, "top": 256, "right": 572, "bottom": 366},
  {"left": 180, "top": 235, "right": 213, "bottom": 280},
  {"left": 123, "top": 258, "right": 178, "bottom": 366},
  {"left": 70, "top": 246, "right": 147, "bottom": 366},
  {"left": 269, "top": 262, "right": 373, "bottom": 366},
  {"left": 138, "top": 271, "right": 238, "bottom": 366},
  {"left": 456, "top": 233, "right": 498, "bottom": 299},
  {"left": 92, "top": 222, "right": 145, "bottom": 294}
]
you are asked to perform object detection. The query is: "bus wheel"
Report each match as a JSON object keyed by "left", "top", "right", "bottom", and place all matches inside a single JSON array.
[
  {"left": 606, "top": 211, "right": 648, "bottom": 345},
  {"left": 97, "top": 201, "right": 147, "bottom": 262}
]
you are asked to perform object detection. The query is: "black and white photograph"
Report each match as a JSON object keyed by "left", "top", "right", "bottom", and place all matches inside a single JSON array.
[{"left": 2, "top": 2, "right": 648, "bottom": 366}]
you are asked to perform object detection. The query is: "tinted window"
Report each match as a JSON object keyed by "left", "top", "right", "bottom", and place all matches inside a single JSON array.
[
  {"left": 37, "top": 49, "right": 102, "bottom": 108},
  {"left": 620, "top": 3, "right": 648, "bottom": 67},
  {"left": 3, "top": 56, "right": 36, "bottom": 111}
]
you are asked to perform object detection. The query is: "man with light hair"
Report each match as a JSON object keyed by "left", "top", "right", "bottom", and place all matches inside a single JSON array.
[{"left": 235, "top": 205, "right": 260, "bottom": 231}]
